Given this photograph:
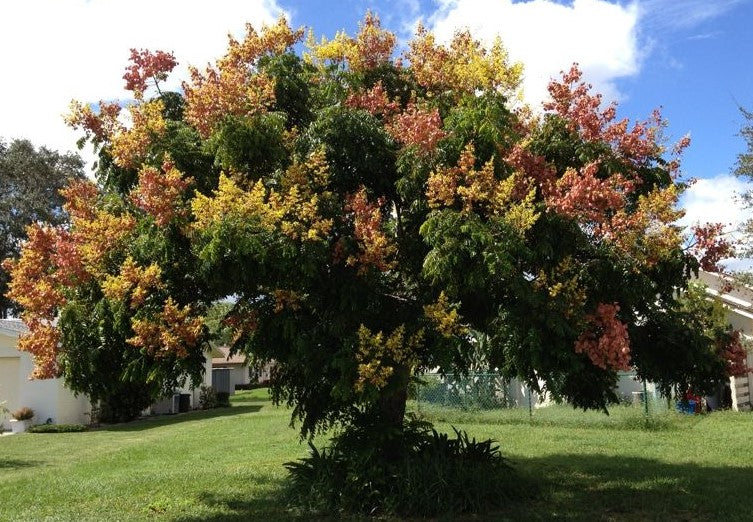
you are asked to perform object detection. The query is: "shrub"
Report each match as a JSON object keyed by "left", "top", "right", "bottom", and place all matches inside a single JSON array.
[
  {"left": 28, "top": 423, "right": 87, "bottom": 433},
  {"left": 216, "top": 392, "right": 230, "bottom": 407},
  {"left": 234, "top": 383, "right": 267, "bottom": 391},
  {"left": 199, "top": 385, "right": 218, "bottom": 409},
  {"left": 284, "top": 418, "right": 525, "bottom": 517},
  {"left": 11, "top": 407, "right": 34, "bottom": 421}
]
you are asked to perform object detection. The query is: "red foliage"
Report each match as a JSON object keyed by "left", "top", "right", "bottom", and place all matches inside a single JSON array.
[
  {"left": 344, "top": 188, "right": 396, "bottom": 273},
  {"left": 123, "top": 48, "right": 178, "bottom": 95},
  {"left": 574, "top": 303, "right": 631, "bottom": 371},
  {"left": 690, "top": 223, "right": 735, "bottom": 272},
  {"left": 387, "top": 103, "right": 446, "bottom": 154},
  {"left": 720, "top": 331, "right": 750, "bottom": 377},
  {"left": 345, "top": 81, "right": 399, "bottom": 119},
  {"left": 129, "top": 157, "right": 193, "bottom": 227},
  {"left": 545, "top": 65, "right": 662, "bottom": 166},
  {"left": 547, "top": 161, "right": 629, "bottom": 225}
]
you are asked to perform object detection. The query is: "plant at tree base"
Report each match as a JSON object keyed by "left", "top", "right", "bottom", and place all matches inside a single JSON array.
[{"left": 3, "top": 13, "right": 745, "bottom": 515}]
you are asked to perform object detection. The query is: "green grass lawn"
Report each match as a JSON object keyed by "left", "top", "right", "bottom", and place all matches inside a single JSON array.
[{"left": 1, "top": 390, "right": 752, "bottom": 521}]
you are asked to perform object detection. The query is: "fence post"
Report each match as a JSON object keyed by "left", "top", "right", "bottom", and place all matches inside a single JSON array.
[{"left": 528, "top": 386, "right": 533, "bottom": 419}]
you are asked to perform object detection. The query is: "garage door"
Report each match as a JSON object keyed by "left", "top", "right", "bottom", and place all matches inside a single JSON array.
[{"left": 0, "top": 357, "right": 20, "bottom": 427}]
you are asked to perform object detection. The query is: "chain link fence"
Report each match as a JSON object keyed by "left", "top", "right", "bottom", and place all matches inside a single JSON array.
[
  {"left": 413, "top": 371, "right": 673, "bottom": 413},
  {"left": 413, "top": 373, "right": 544, "bottom": 411}
]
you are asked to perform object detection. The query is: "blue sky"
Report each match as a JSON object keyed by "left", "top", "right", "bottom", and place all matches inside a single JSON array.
[{"left": 2, "top": 0, "right": 752, "bottom": 254}]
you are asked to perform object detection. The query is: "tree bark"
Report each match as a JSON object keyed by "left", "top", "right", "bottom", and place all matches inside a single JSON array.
[{"left": 375, "top": 367, "right": 410, "bottom": 461}]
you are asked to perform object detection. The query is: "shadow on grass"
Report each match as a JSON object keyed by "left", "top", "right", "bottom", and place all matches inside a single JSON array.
[
  {"left": 99, "top": 405, "right": 263, "bottom": 433},
  {"left": 174, "top": 477, "right": 332, "bottom": 522},
  {"left": 0, "top": 458, "right": 45, "bottom": 470},
  {"left": 177, "top": 453, "right": 753, "bottom": 521},
  {"left": 495, "top": 453, "right": 753, "bottom": 521}
]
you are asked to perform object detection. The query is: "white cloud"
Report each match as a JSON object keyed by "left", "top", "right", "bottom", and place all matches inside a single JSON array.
[
  {"left": 678, "top": 174, "right": 752, "bottom": 231},
  {"left": 638, "top": 0, "right": 743, "bottom": 32},
  {"left": 0, "top": 0, "right": 285, "bottom": 168},
  {"left": 678, "top": 173, "right": 753, "bottom": 271},
  {"left": 423, "top": 0, "right": 641, "bottom": 106}
]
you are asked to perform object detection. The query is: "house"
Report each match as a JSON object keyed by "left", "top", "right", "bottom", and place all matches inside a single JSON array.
[
  {"left": 148, "top": 357, "right": 213, "bottom": 414},
  {"left": 0, "top": 318, "right": 214, "bottom": 426},
  {"left": 614, "top": 271, "right": 753, "bottom": 411},
  {"left": 0, "top": 319, "right": 91, "bottom": 430},
  {"left": 211, "top": 346, "right": 251, "bottom": 394},
  {"left": 697, "top": 270, "right": 753, "bottom": 411}
]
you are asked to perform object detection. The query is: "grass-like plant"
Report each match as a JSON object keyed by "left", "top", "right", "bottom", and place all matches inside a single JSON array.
[
  {"left": 11, "top": 407, "right": 34, "bottom": 421},
  {"left": 28, "top": 424, "right": 87, "bottom": 433},
  {"left": 284, "top": 417, "right": 527, "bottom": 517}
]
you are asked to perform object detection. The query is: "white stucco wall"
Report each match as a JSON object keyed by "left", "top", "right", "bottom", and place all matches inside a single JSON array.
[
  {"left": 0, "top": 328, "right": 91, "bottom": 429},
  {"left": 174, "top": 350, "right": 213, "bottom": 408}
]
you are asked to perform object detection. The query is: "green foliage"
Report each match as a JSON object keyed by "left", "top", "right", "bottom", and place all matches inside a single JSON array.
[
  {"left": 0, "top": 138, "right": 84, "bottom": 317},
  {"left": 301, "top": 106, "right": 398, "bottom": 195},
  {"left": 216, "top": 392, "right": 231, "bottom": 408},
  {"left": 284, "top": 419, "right": 520, "bottom": 517},
  {"left": 734, "top": 107, "right": 753, "bottom": 256},
  {"left": 28, "top": 423, "right": 87, "bottom": 433},
  {"left": 631, "top": 282, "right": 730, "bottom": 398},
  {"left": 207, "top": 113, "right": 288, "bottom": 179},
  {"left": 203, "top": 301, "right": 234, "bottom": 346},
  {"left": 258, "top": 53, "right": 314, "bottom": 129},
  {"left": 199, "top": 385, "right": 218, "bottom": 409},
  {"left": 58, "top": 298, "right": 202, "bottom": 423}
]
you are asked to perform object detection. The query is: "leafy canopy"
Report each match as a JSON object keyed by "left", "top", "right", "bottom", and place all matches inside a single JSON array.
[{"left": 4, "top": 14, "right": 744, "bottom": 434}]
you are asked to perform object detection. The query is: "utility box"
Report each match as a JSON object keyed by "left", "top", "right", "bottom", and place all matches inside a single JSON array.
[{"left": 151, "top": 393, "right": 180, "bottom": 414}]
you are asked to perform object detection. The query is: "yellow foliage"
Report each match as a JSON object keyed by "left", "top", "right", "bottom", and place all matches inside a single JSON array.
[
  {"left": 191, "top": 153, "right": 333, "bottom": 242},
  {"left": 354, "top": 325, "right": 423, "bottom": 393},
  {"left": 110, "top": 99, "right": 167, "bottom": 169},
  {"left": 406, "top": 24, "right": 523, "bottom": 98},
  {"left": 423, "top": 292, "right": 468, "bottom": 338}
]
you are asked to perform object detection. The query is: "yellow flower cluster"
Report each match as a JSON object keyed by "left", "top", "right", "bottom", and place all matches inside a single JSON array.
[
  {"left": 406, "top": 25, "right": 523, "bottom": 98},
  {"left": 128, "top": 298, "right": 203, "bottom": 359},
  {"left": 423, "top": 292, "right": 468, "bottom": 338},
  {"left": 101, "top": 257, "right": 164, "bottom": 308},
  {"left": 533, "top": 257, "right": 586, "bottom": 318},
  {"left": 609, "top": 185, "right": 684, "bottom": 268},
  {"left": 184, "top": 17, "right": 303, "bottom": 137},
  {"left": 305, "top": 12, "right": 396, "bottom": 73},
  {"left": 271, "top": 289, "right": 302, "bottom": 313},
  {"left": 427, "top": 144, "right": 540, "bottom": 234},
  {"left": 192, "top": 153, "right": 333, "bottom": 242},
  {"left": 354, "top": 325, "right": 423, "bottom": 393},
  {"left": 73, "top": 209, "right": 137, "bottom": 278},
  {"left": 110, "top": 99, "right": 167, "bottom": 169}
]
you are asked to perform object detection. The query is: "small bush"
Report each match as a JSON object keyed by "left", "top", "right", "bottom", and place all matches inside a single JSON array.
[
  {"left": 216, "top": 392, "right": 230, "bottom": 407},
  {"left": 284, "top": 419, "right": 525, "bottom": 517},
  {"left": 234, "top": 383, "right": 267, "bottom": 391},
  {"left": 28, "top": 424, "right": 87, "bottom": 433},
  {"left": 12, "top": 407, "right": 34, "bottom": 421},
  {"left": 199, "top": 385, "right": 218, "bottom": 409}
]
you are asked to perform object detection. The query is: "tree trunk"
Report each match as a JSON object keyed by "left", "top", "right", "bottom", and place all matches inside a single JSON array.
[
  {"left": 375, "top": 367, "right": 410, "bottom": 461},
  {"left": 377, "top": 380, "right": 408, "bottom": 427}
]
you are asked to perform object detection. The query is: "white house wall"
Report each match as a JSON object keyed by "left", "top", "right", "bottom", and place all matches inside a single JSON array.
[
  {"left": 175, "top": 350, "right": 213, "bottom": 408},
  {"left": 0, "top": 329, "right": 91, "bottom": 429},
  {"left": 0, "top": 333, "right": 21, "bottom": 430}
]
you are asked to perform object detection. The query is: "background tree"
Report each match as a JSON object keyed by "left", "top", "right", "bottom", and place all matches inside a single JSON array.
[
  {"left": 734, "top": 107, "right": 753, "bottom": 257},
  {"left": 0, "top": 139, "right": 84, "bottom": 317},
  {"left": 4, "top": 14, "right": 746, "bottom": 511}
]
